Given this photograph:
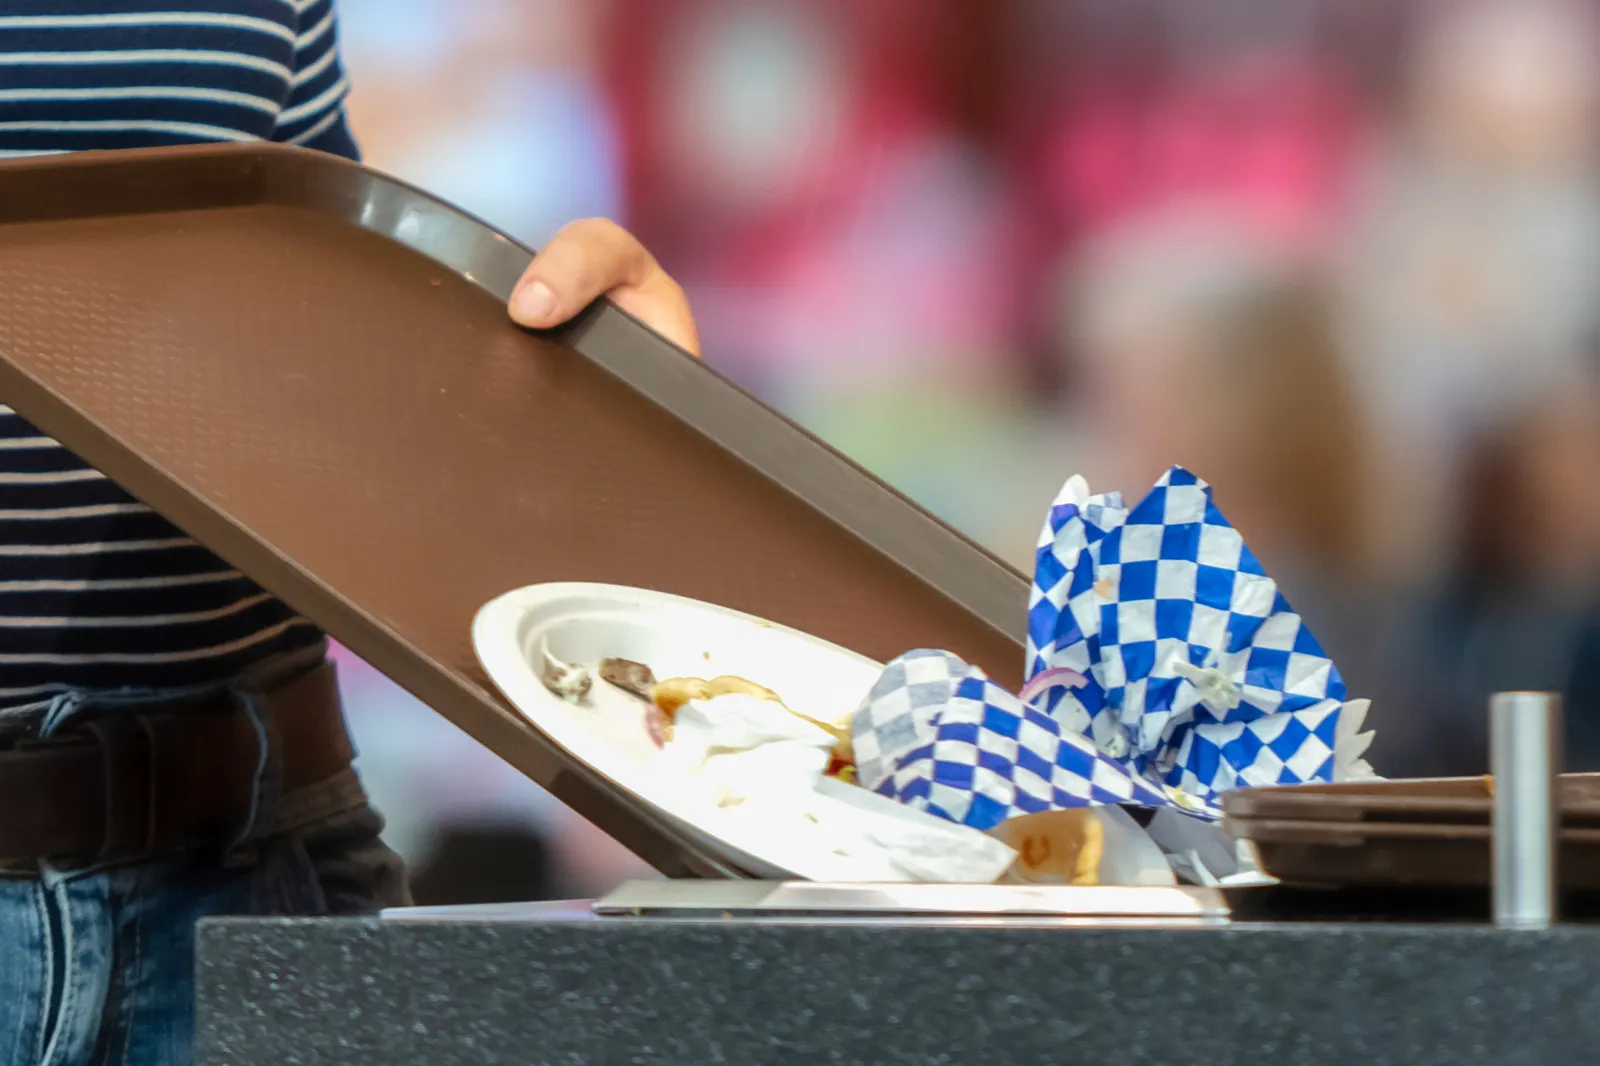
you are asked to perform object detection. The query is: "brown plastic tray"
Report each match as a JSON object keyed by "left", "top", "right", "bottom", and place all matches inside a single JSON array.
[
  {"left": 0, "top": 143, "right": 1027, "bottom": 877},
  {"left": 1224, "top": 775, "right": 1600, "bottom": 888},
  {"left": 1223, "top": 773, "right": 1600, "bottom": 824},
  {"left": 1230, "top": 818, "right": 1600, "bottom": 889}
]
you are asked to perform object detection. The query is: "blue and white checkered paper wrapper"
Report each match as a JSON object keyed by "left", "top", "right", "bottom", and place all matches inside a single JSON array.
[{"left": 852, "top": 466, "right": 1375, "bottom": 828}]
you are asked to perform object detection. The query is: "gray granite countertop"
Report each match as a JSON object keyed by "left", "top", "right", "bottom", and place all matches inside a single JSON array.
[{"left": 196, "top": 913, "right": 1600, "bottom": 1066}]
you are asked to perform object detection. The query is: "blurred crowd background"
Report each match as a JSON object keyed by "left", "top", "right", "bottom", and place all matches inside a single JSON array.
[{"left": 327, "top": 0, "right": 1600, "bottom": 902}]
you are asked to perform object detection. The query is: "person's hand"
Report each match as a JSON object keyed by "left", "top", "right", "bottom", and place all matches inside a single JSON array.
[{"left": 507, "top": 218, "right": 701, "bottom": 357}]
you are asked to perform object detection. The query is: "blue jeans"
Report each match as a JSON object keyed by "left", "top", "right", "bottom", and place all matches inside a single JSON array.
[
  {"left": 0, "top": 805, "right": 409, "bottom": 1066},
  {"left": 0, "top": 649, "right": 410, "bottom": 1066}
]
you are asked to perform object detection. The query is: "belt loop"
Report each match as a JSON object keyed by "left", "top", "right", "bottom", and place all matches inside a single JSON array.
[
  {"left": 38, "top": 691, "right": 90, "bottom": 739},
  {"left": 222, "top": 683, "right": 284, "bottom": 867}
]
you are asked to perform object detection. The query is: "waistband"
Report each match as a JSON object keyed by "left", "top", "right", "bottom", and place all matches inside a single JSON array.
[{"left": 0, "top": 644, "right": 364, "bottom": 874}]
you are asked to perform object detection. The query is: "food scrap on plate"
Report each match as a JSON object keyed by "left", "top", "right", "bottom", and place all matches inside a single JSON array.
[
  {"left": 539, "top": 644, "right": 592, "bottom": 702},
  {"left": 594, "top": 658, "right": 856, "bottom": 775}
]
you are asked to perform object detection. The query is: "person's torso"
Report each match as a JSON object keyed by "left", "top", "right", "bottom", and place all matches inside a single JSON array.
[{"left": 0, "top": 0, "right": 355, "bottom": 708}]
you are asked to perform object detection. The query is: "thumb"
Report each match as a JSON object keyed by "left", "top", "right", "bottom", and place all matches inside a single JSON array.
[{"left": 509, "top": 218, "right": 701, "bottom": 356}]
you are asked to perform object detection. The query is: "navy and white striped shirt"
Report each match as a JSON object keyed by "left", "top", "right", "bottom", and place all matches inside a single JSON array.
[{"left": 0, "top": 0, "right": 356, "bottom": 708}]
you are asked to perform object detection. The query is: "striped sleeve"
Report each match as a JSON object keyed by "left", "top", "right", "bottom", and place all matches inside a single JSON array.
[{"left": 273, "top": 0, "right": 357, "bottom": 159}]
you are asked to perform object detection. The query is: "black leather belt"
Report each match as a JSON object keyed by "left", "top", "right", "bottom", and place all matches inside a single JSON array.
[{"left": 0, "top": 660, "right": 355, "bottom": 866}]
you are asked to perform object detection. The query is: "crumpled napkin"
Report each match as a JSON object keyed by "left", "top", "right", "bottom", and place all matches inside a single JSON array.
[
  {"left": 658, "top": 694, "right": 1019, "bottom": 882},
  {"left": 663, "top": 693, "right": 838, "bottom": 805},
  {"left": 852, "top": 466, "right": 1376, "bottom": 829}
]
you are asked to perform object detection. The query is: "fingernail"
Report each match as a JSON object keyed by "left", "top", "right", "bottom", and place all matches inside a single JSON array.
[{"left": 512, "top": 280, "right": 558, "bottom": 324}]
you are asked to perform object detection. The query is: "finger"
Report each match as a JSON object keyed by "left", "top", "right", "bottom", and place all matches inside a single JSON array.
[
  {"left": 510, "top": 218, "right": 648, "bottom": 324},
  {"left": 509, "top": 218, "right": 701, "bottom": 357},
  {"left": 609, "top": 274, "right": 702, "bottom": 358}
]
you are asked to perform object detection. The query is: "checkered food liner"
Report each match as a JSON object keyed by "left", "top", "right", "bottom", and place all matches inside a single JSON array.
[{"left": 853, "top": 466, "right": 1375, "bottom": 827}]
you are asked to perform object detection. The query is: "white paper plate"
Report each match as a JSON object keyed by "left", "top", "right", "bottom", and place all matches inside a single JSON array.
[{"left": 472, "top": 582, "right": 914, "bottom": 880}]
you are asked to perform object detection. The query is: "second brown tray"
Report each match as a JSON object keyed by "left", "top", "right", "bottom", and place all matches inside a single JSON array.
[
  {"left": 1224, "top": 775, "right": 1600, "bottom": 887},
  {"left": 1223, "top": 773, "right": 1600, "bottom": 824}
]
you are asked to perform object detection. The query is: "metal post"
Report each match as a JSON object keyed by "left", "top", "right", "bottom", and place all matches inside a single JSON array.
[{"left": 1489, "top": 691, "right": 1562, "bottom": 928}]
